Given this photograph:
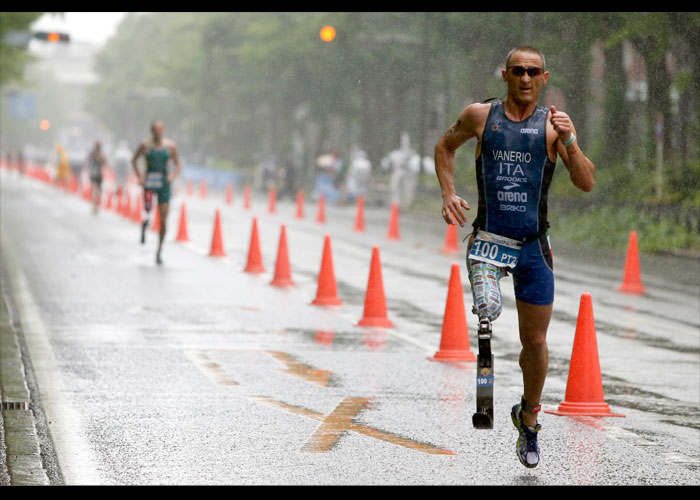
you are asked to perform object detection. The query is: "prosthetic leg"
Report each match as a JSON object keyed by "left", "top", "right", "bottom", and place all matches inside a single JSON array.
[
  {"left": 141, "top": 190, "right": 153, "bottom": 244},
  {"left": 472, "top": 318, "right": 494, "bottom": 428},
  {"left": 468, "top": 259, "right": 503, "bottom": 430}
]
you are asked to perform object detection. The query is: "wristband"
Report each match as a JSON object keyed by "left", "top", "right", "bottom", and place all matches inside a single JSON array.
[{"left": 563, "top": 133, "right": 576, "bottom": 147}]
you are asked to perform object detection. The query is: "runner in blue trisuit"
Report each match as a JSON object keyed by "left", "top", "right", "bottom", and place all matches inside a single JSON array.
[{"left": 435, "top": 46, "right": 596, "bottom": 468}]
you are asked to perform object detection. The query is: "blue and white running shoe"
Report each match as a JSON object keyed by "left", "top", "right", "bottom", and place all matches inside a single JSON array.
[{"left": 511, "top": 403, "right": 541, "bottom": 468}]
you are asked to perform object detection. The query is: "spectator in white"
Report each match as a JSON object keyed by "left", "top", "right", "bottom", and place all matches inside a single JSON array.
[
  {"left": 345, "top": 148, "right": 371, "bottom": 202},
  {"left": 112, "top": 140, "right": 131, "bottom": 188},
  {"left": 383, "top": 132, "right": 432, "bottom": 208}
]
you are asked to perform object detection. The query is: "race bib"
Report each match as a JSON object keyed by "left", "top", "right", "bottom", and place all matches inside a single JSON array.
[
  {"left": 145, "top": 172, "right": 164, "bottom": 189},
  {"left": 468, "top": 230, "right": 522, "bottom": 269}
]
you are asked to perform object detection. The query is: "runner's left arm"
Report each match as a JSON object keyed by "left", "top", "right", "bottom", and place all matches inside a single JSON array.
[{"left": 168, "top": 142, "right": 182, "bottom": 183}]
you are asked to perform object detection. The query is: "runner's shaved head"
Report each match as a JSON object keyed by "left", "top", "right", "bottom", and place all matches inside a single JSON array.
[{"left": 505, "top": 46, "right": 546, "bottom": 70}]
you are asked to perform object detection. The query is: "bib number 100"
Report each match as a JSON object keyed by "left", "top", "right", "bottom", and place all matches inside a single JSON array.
[{"left": 472, "top": 240, "right": 499, "bottom": 260}]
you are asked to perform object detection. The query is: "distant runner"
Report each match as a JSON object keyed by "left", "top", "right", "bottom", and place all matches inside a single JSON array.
[
  {"left": 131, "top": 120, "right": 182, "bottom": 265},
  {"left": 435, "top": 46, "right": 595, "bottom": 468},
  {"left": 87, "top": 141, "right": 106, "bottom": 214}
]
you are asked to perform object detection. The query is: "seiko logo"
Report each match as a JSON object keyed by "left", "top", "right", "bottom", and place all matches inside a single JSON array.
[{"left": 520, "top": 128, "right": 539, "bottom": 134}]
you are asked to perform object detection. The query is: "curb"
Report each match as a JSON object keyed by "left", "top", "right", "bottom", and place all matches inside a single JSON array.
[{"left": 0, "top": 271, "right": 50, "bottom": 485}]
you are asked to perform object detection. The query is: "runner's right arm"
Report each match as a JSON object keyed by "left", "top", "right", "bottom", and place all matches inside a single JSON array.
[
  {"left": 131, "top": 142, "right": 146, "bottom": 185},
  {"left": 435, "top": 103, "right": 487, "bottom": 226}
]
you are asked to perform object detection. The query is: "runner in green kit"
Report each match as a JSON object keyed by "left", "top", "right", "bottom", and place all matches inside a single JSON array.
[{"left": 132, "top": 120, "right": 182, "bottom": 265}]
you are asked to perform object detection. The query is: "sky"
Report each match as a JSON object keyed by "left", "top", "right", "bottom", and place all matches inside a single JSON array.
[{"left": 31, "top": 12, "right": 127, "bottom": 46}]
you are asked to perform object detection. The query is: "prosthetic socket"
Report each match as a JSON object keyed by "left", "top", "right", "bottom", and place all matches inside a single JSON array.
[{"left": 467, "top": 259, "right": 505, "bottom": 322}]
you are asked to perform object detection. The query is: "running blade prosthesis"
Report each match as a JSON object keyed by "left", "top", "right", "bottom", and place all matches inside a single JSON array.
[{"left": 473, "top": 318, "right": 494, "bottom": 429}]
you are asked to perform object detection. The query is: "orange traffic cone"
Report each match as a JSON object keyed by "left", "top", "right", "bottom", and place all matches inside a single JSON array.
[
  {"left": 186, "top": 180, "right": 194, "bottom": 196},
  {"left": 386, "top": 202, "right": 400, "bottom": 240},
  {"left": 243, "top": 185, "right": 251, "bottom": 210},
  {"left": 618, "top": 231, "right": 645, "bottom": 295},
  {"left": 150, "top": 204, "right": 161, "bottom": 232},
  {"left": 356, "top": 246, "right": 394, "bottom": 327},
  {"left": 200, "top": 179, "right": 207, "bottom": 198},
  {"left": 316, "top": 194, "right": 326, "bottom": 223},
  {"left": 353, "top": 196, "right": 366, "bottom": 232},
  {"left": 441, "top": 219, "right": 460, "bottom": 254},
  {"left": 208, "top": 210, "right": 226, "bottom": 257},
  {"left": 432, "top": 263, "right": 476, "bottom": 361},
  {"left": 122, "top": 193, "right": 131, "bottom": 218},
  {"left": 175, "top": 203, "right": 190, "bottom": 242},
  {"left": 295, "top": 189, "right": 304, "bottom": 219},
  {"left": 311, "top": 234, "right": 342, "bottom": 306},
  {"left": 270, "top": 225, "right": 294, "bottom": 287},
  {"left": 104, "top": 189, "right": 113, "bottom": 210},
  {"left": 244, "top": 217, "right": 265, "bottom": 272},
  {"left": 545, "top": 292, "right": 625, "bottom": 418},
  {"left": 225, "top": 183, "right": 233, "bottom": 205}
]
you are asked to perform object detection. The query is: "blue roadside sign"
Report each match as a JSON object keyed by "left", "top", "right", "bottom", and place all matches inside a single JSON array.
[{"left": 7, "top": 92, "right": 36, "bottom": 119}]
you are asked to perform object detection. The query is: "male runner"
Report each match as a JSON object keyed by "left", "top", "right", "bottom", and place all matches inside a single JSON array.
[
  {"left": 131, "top": 120, "right": 182, "bottom": 265},
  {"left": 87, "top": 141, "right": 106, "bottom": 214},
  {"left": 434, "top": 46, "right": 595, "bottom": 468}
]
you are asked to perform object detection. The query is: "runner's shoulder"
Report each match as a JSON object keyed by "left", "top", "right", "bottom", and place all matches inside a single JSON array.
[
  {"left": 163, "top": 138, "right": 178, "bottom": 151},
  {"left": 456, "top": 101, "right": 493, "bottom": 137},
  {"left": 465, "top": 101, "right": 493, "bottom": 123}
]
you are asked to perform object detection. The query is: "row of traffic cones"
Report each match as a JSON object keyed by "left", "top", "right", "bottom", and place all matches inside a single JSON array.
[{"left": 207, "top": 207, "right": 396, "bottom": 327}]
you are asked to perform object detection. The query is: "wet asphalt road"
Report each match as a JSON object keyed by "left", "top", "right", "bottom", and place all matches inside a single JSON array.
[{"left": 1, "top": 167, "right": 698, "bottom": 485}]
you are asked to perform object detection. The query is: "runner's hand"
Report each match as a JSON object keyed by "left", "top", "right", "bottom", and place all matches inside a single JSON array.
[
  {"left": 550, "top": 105, "right": 573, "bottom": 143},
  {"left": 442, "top": 194, "right": 470, "bottom": 227}
]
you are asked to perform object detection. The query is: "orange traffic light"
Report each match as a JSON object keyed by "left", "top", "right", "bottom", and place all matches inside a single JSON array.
[
  {"left": 319, "top": 25, "right": 336, "bottom": 42},
  {"left": 32, "top": 31, "right": 70, "bottom": 43}
]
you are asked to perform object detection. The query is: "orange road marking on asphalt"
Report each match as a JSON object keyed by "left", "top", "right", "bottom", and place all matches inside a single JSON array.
[
  {"left": 250, "top": 396, "right": 455, "bottom": 455},
  {"left": 184, "top": 350, "right": 239, "bottom": 386},
  {"left": 267, "top": 351, "right": 331, "bottom": 387},
  {"left": 185, "top": 349, "right": 330, "bottom": 387}
]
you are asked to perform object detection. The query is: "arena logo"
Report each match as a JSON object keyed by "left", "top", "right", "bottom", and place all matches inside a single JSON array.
[
  {"left": 497, "top": 190, "right": 527, "bottom": 203},
  {"left": 520, "top": 128, "right": 539, "bottom": 134}
]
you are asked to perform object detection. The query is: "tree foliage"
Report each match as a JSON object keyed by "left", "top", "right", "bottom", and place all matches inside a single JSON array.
[
  {"left": 0, "top": 12, "right": 44, "bottom": 85},
  {"left": 87, "top": 12, "right": 699, "bottom": 203}
]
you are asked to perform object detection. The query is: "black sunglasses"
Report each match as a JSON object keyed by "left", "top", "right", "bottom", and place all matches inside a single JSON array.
[{"left": 508, "top": 66, "right": 544, "bottom": 77}]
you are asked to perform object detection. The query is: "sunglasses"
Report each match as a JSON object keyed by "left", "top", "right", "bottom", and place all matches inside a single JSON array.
[{"left": 508, "top": 66, "right": 544, "bottom": 77}]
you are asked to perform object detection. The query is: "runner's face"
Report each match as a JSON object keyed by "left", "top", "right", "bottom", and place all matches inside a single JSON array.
[
  {"left": 151, "top": 122, "right": 164, "bottom": 140},
  {"left": 502, "top": 52, "right": 548, "bottom": 106}
]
